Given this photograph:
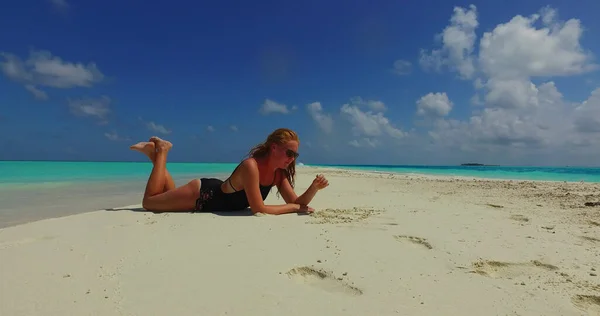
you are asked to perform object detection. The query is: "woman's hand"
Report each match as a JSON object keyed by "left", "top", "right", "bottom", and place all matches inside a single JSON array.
[
  {"left": 311, "top": 174, "right": 329, "bottom": 191},
  {"left": 298, "top": 204, "right": 315, "bottom": 213},
  {"left": 290, "top": 203, "right": 314, "bottom": 213}
]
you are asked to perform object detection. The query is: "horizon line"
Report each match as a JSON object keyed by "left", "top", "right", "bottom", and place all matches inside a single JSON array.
[{"left": 1, "top": 159, "right": 598, "bottom": 168}]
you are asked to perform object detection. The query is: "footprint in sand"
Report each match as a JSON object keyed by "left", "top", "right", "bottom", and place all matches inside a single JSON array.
[
  {"left": 393, "top": 235, "right": 433, "bottom": 249},
  {"left": 571, "top": 295, "right": 600, "bottom": 315},
  {"left": 285, "top": 266, "right": 363, "bottom": 296},
  {"left": 470, "top": 260, "right": 559, "bottom": 279},
  {"left": 510, "top": 214, "right": 529, "bottom": 223},
  {"left": 580, "top": 236, "right": 600, "bottom": 244}
]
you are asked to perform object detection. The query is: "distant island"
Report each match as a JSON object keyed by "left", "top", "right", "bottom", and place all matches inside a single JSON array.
[{"left": 460, "top": 163, "right": 500, "bottom": 166}]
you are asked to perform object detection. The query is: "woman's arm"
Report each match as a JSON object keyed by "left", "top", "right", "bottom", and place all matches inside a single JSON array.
[
  {"left": 240, "top": 159, "right": 304, "bottom": 215},
  {"left": 294, "top": 185, "right": 319, "bottom": 206},
  {"left": 277, "top": 171, "right": 326, "bottom": 206},
  {"left": 276, "top": 170, "right": 299, "bottom": 203}
]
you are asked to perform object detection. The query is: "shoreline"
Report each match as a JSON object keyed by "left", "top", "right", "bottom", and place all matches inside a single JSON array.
[
  {"left": 305, "top": 165, "right": 600, "bottom": 184},
  {"left": 2, "top": 166, "right": 600, "bottom": 230}
]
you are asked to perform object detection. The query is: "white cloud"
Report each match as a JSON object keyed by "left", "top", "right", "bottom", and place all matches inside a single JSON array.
[
  {"left": 104, "top": 131, "right": 129, "bottom": 141},
  {"left": 416, "top": 92, "right": 453, "bottom": 117},
  {"left": 134, "top": 117, "right": 172, "bottom": 135},
  {"left": 67, "top": 96, "right": 111, "bottom": 123},
  {"left": 303, "top": 97, "right": 405, "bottom": 152},
  {"left": 429, "top": 83, "right": 574, "bottom": 155},
  {"left": 415, "top": 5, "right": 600, "bottom": 165},
  {"left": 392, "top": 59, "right": 412, "bottom": 75},
  {"left": 259, "top": 99, "right": 289, "bottom": 115},
  {"left": 207, "top": 125, "right": 215, "bottom": 132},
  {"left": 349, "top": 97, "right": 387, "bottom": 112},
  {"left": 0, "top": 50, "right": 104, "bottom": 100},
  {"left": 419, "top": 5, "right": 478, "bottom": 80},
  {"left": 478, "top": 8, "right": 598, "bottom": 80},
  {"left": 24, "top": 84, "right": 48, "bottom": 101},
  {"left": 146, "top": 121, "right": 171, "bottom": 135},
  {"left": 306, "top": 102, "right": 333, "bottom": 134},
  {"left": 573, "top": 88, "right": 600, "bottom": 134},
  {"left": 230, "top": 125, "right": 238, "bottom": 132},
  {"left": 348, "top": 138, "right": 380, "bottom": 148},
  {"left": 340, "top": 103, "right": 405, "bottom": 139},
  {"left": 470, "top": 94, "right": 483, "bottom": 106}
]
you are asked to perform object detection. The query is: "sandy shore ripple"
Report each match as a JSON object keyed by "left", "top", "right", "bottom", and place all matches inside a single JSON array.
[{"left": 1, "top": 167, "right": 600, "bottom": 315}]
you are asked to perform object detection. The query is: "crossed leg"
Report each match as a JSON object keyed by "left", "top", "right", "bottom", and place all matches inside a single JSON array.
[
  {"left": 130, "top": 138, "right": 175, "bottom": 193},
  {"left": 132, "top": 137, "right": 201, "bottom": 212}
]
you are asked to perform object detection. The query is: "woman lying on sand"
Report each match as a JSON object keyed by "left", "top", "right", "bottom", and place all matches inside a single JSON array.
[{"left": 129, "top": 128, "right": 329, "bottom": 215}]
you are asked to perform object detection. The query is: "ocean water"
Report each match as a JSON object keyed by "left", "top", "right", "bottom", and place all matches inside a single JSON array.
[
  {"left": 0, "top": 161, "right": 237, "bottom": 184},
  {"left": 320, "top": 164, "right": 600, "bottom": 183},
  {"left": 2, "top": 161, "right": 600, "bottom": 184}
]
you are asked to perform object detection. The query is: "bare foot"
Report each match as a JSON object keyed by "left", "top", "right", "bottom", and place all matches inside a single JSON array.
[
  {"left": 129, "top": 142, "right": 156, "bottom": 161},
  {"left": 149, "top": 136, "right": 173, "bottom": 152}
]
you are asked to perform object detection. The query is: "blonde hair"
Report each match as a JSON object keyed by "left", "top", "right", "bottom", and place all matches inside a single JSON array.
[{"left": 247, "top": 128, "right": 299, "bottom": 190}]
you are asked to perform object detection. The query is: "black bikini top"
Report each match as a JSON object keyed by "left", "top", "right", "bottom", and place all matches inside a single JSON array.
[{"left": 225, "top": 162, "right": 278, "bottom": 193}]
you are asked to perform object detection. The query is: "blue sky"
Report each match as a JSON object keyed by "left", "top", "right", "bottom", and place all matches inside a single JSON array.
[{"left": 1, "top": 0, "right": 600, "bottom": 166}]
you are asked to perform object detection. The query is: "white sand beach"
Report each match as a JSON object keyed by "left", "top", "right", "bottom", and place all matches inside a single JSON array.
[{"left": 1, "top": 167, "right": 599, "bottom": 316}]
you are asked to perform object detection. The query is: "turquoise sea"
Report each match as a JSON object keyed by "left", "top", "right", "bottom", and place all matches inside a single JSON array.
[
  {"left": 2, "top": 161, "right": 600, "bottom": 184},
  {"left": 1, "top": 160, "right": 600, "bottom": 228},
  {"left": 321, "top": 164, "right": 600, "bottom": 183}
]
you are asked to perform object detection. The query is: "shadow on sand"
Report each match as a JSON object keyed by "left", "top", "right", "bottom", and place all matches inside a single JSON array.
[
  {"left": 104, "top": 207, "right": 256, "bottom": 217},
  {"left": 104, "top": 207, "right": 312, "bottom": 217}
]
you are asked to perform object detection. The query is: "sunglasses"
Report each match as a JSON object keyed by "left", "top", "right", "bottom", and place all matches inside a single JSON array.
[{"left": 285, "top": 148, "right": 299, "bottom": 159}]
